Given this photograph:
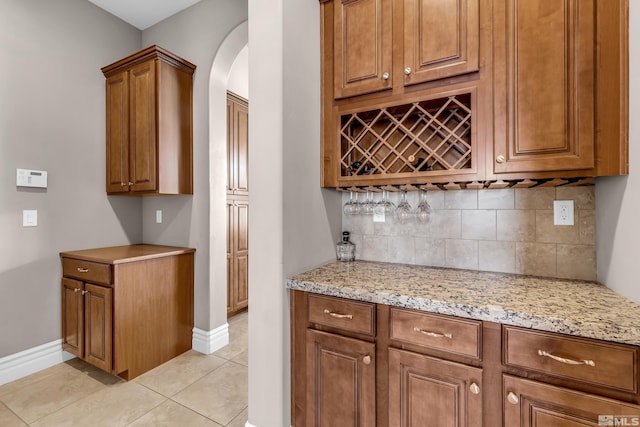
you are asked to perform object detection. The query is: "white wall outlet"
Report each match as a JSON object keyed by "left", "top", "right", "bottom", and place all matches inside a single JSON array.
[
  {"left": 553, "top": 200, "right": 574, "bottom": 226},
  {"left": 156, "top": 210, "right": 162, "bottom": 224},
  {"left": 23, "top": 210, "right": 37, "bottom": 227}
]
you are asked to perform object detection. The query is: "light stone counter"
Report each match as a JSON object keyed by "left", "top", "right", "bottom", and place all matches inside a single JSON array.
[{"left": 286, "top": 260, "right": 640, "bottom": 346}]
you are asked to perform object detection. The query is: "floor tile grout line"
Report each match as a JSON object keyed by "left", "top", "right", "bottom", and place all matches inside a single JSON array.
[{"left": 122, "top": 395, "right": 170, "bottom": 427}]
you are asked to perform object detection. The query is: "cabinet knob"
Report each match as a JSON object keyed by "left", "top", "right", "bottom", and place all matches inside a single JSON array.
[
  {"left": 507, "top": 391, "right": 519, "bottom": 405},
  {"left": 362, "top": 355, "right": 371, "bottom": 365},
  {"left": 382, "top": 72, "right": 390, "bottom": 80},
  {"left": 128, "top": 182, "right": 133, "bottom": 186},
  {"left": 469, "top": 383, "right": 480, "bottom": 395},
  {"left": 404, "top": 67, "right": 412, "bottom": 75},
  {"left": 81, "top": 290, "right": 88, "bottom": 296},
  {"left": 74, "top": 288, "right": 80, "bottom": 293},
  {"left": 496, "top": 155, "right": 506, "bottom": 164}
]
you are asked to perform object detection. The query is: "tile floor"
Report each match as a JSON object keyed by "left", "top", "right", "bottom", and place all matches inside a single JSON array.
[{"left": 0, "top": 311, "right": 248, "bottom": 427}]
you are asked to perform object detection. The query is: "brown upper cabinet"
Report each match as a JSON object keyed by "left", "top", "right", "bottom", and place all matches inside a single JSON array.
[
  {"left": 102, "top": 46, "right": 196, "bottom": 195},
  {"left": 227, "top": 92, "right": 249, "bottom": 196},
  {"left": 320, "top": 0, "right": 628, "bottom": 188},
  {"left": 332, "top": 0, "right": 479, "bottom": 99}
]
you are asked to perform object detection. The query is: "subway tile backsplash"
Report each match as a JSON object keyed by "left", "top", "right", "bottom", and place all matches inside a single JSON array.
[{"left": 342, "top": 186, "right": 596, "bottom": 281}]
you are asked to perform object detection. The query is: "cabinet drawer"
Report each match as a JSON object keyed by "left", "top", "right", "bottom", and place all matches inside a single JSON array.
[
  {"left": 308, "top": 294, "right": 375, "bottom": 336},
  {"left": 504, "top": 326, "right": 638, "bottom": 393},
  {"left": 62, "top": 258, "right": 112, "bottom": 285},
  {"left": 390, "top": 308, "right": 481, "bottom": 359}
]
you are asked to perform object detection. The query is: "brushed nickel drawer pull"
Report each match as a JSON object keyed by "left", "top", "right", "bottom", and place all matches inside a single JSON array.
[
  {"left": 323, "top": 309, "right": 353, "bottom": 320},
  {"left": 413, "top": 327, "right": 452, "bottom": 339},
  {"left": 537, "top": 349, "right": 596, "bottom": 367},
  {"left": 77, "top": 267, "right": 89, "bottom": 273}
]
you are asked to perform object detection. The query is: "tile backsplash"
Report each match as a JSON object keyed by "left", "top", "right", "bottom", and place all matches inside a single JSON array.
[{"left": 342, "top": 186, "right": 596, "bottom": 281}]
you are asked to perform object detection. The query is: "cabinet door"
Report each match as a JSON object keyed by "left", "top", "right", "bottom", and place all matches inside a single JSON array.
[
  {"left": 61, "top": 278, "right": 84, "bottom": 357},
  {"left": 84, "top": 283, "right": 112, "bottom": 373},
  {"left": 306, "top": 329, "right": 376, "bottom": 426},
  {"left": 493, "top": 0, "right": 595, "bottom": 174},
  {"left": 504, "top": 375, "right": 640, "bottom": 427},
  {"left": 333, "top": 0, "right": 393, "bottom": 98},
  {"left": 129, "top": 60, "right": 157, "bottom": 192},
  {"left": 105, "top": 71, "right": 129, "bottom": 193},
  {"left": 403, "top": 0, "right": 479, "bottom": 86},
  {"left": 227, "top": 94, "right": 249, "bottom": 195},
  {"left": 389, "top": 348, "right": 482, "bottom": 427},
  {"left": 233, "top": 200, "right": 249, "bottom": 311}
]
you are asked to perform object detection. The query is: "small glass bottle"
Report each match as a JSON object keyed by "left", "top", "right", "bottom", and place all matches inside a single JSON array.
[{"left": 336, "top": 231, "right": 356, "bottom": 262}]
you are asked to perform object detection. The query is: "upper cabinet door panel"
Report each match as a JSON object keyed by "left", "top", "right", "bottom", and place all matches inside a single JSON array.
[
  {"left": 404, "top": 0, "right": 480, "bottom": 86},
  {"left": 105, "top": 73, "right": 129, "bottom": 193},
  {"left": 334, "top": 0, "right": 393, "bottom": 98},
  {"left": 129, "top": 60, "right": 157, "bottom": 192},
  {"left": 493, "top": 0, "right": 595, "bottom": 174}
]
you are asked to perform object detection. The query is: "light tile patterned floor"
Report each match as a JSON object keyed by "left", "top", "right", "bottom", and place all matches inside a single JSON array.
[{"left": 0, "top": 311, "right": 248, "bottom": 427}]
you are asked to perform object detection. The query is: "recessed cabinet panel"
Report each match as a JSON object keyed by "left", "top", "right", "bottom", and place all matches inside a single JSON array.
[
  {"left": 504, "top": 375, "right": 640, "bottom": 427},
  {"left": 61, "top": 278, "right": 84, "bottom": 358},
  {"left": 389, "top": 348, "right": 483, "bottom": 427},
  {"left": 306, "top": 329, "right": 376, "bottom": 426},
  {"left": 84, "top": 283, "right": 112, "bottom": 373},
  {"left": 105, "top": 73, "right": 129, "bottom": 194},
  {"left": 404, "top": 0, "right": 479, "bottom": 85},
  {"left": 129, "top": 61, "right": 157, "bottom": 192},
  {"left": 334, "top": 0, "right": 392, "bottom": 98},
  {"left": 493, "top": 0, "right": 596, "bottom": 173}
]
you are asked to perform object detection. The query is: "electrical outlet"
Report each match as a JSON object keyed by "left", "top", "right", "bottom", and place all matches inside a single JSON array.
[{"left": 553, "top": 200, "right": 574, "bottom": 226}]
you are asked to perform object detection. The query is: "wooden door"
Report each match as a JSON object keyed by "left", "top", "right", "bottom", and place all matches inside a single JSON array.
[
  {"left": 227, "top": 198, "right": 249, "bottom": 315},
  {"left": 233, "top": 199, "right": 249, "bottom": 311},
  {"left": 227, "top": 93, "right": 249, "bottom": 195},
  {"left": 306, "top": 329, "right": 376, "bottom": 427},
  {"left": 128, "top": 59, "right": 157, "bottom": 192},
  {"left": 403, "top": 0, "right": 479, "bottom": 86},
  {"left": 84, "top": 283, "right": 112, "bottom": 373},
  {"left": 503, "top": 375, "right": 640, "bottom": 427},
  {"left": 388, "top": 348, "right": 482, "bottom": 427},
  {"left": 61, "top": 278, "right": 84, "bottom": 357},
  {"left": 493, "top": 0, "right": 596, "bottom": 174},
  {"left": 105, "top": 71, "right": 129, "bottom": 193},
  {"left": 333, "top": 0, "right": 393, "bottom": 98}
]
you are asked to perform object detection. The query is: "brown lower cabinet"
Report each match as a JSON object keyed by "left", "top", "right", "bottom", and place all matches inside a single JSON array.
[
  {"left": 291, "top": 290, "right": 640, "bottom": 426},
  {"left": 61, "top": 245, "right": 195, "bottom": 380}
]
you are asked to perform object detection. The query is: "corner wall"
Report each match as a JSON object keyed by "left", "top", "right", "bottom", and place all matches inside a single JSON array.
[{"left": 596, "top": 2, "right": 639, "bottom": 302}]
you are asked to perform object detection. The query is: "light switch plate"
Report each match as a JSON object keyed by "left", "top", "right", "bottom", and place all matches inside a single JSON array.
[
  {"left": 23, "top": 210, "right": 37, "bottom": 227},
  {"left": 553, "top": 200, "right": 574, "bottom": 226},
  {"left": 156, "top": 210, "right": 162, "bottom": 224}
]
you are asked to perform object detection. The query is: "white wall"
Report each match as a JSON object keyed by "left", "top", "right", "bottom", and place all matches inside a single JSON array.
[
  {"left": 140, "top": 0, "right": 248, "bottom": 332},
  {"left": 247, "top": 0, "right": 341, "bottom": 424},
  {"left": 228, "top": 46, "right": 249, "bottom": 100},
  {"left": 596, "top": 2, "right": 639, "bottom": 302},
  {"left": 0, "top": 0, "right": 142, "bottom": 358}
]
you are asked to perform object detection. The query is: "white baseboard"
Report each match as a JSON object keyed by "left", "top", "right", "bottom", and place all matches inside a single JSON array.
[
  {"left": 0, "top": 340, "right": 75, "bottom": 386},
  {"left": 245, "top": 422, "right": 256, "bottom": 427},
  {"left": 192, "top": 323, "right": 229, "bottom": 355}
]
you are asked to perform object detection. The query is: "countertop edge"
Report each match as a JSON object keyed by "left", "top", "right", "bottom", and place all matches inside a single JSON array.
[
  {"left": 60, "top": 244, "right": 196, "bottom": 264},
  {"left": 286, "top": 279, "right": 640, "bottom": 347}
]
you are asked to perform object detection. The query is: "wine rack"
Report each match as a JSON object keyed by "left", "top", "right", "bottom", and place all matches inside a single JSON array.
[{"left": 340, "top": 93, "right": 474, "bottom": 180}]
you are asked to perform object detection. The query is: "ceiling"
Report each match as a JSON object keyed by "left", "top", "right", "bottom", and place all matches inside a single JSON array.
[{"left": 87, "top": 0, "right": 202, "bottom": 30}]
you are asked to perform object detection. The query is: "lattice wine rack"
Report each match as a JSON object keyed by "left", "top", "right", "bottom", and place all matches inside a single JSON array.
[{"left": 340, "top": 93, "right": 473, "bottom": 179}]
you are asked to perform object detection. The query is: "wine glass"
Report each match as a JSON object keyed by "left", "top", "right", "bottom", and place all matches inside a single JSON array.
[
  {"left": 361, "top": 190, "right": 376, "bottom": 215},
  {"left": 395, "top": 190, "right": 413, "bottom": 223},
  {"left": 415, "top": 190, "right": 432, "bottom": 223},
  {"left": 343, "top": 191, "right": 360, "bottom": 215},
  {"left": 377, "top": 190, "right": 396, "bottom": 215}
]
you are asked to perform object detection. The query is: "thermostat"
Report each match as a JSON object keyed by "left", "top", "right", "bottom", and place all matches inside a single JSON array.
[{"left": 16, "top": 169, "right": 48, "bottom": 188}]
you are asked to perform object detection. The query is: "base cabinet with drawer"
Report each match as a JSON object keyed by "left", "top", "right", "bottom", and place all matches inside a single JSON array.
[
  {"left": 60, "top": 244, "right": 195, "bottom": 380},
  {"left": 291, "top": 290, "right": 640, "bottom": 426}
]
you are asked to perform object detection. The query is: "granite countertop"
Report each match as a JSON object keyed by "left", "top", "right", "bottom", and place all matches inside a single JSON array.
[{"left": 286, "top": 260, "right": 640, "bottom": 346}]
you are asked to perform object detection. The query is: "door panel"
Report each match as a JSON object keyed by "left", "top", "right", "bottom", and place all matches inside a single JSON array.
[
  {"left": 61, "top": 278, "right": 84, "bottom": 357},
  {"left": 84, "top": 283, "right": 112, "bottom": 372},
  {"left": 129, "top": 60, "right": 157, "bottom": 191},
  {"left": 105, "top": 72, "right": 129, "bottom": 193}
]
